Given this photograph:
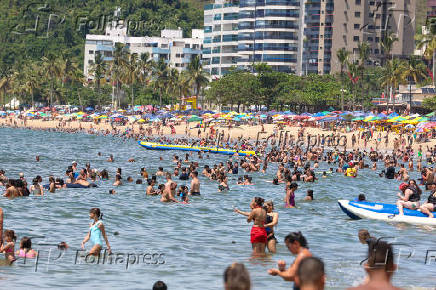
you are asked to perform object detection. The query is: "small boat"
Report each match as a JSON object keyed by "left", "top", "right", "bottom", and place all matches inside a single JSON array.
[
  {"left": 138, "top": 141, "right": 256, "bottom": 156},
  {"left": 338, "top": 200, "right": 436, "bottom": 226}
]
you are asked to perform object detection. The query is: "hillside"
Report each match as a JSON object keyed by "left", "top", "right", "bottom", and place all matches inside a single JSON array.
[{"left": 0, "top": 0, "right": 205, "bottom": 70}]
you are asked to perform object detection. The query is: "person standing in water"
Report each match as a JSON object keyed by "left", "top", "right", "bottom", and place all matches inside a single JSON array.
[
  {"left": 234, "top": 197, "right": 267, "bottom": 256},
  {"left": 264, "top": 200, "right": 279, "bottom": 253},
  {"left": 268, "top": 232, "right": 312, "bottom": 289},
  {"left": 190, "top": 171, "right": 201, "bottom": 195},
  {"left": 285, "top": 183, "right": 298, "bottom": 208},
  {"left": 81, "top": 208, "right": 111, "bottom": 256}
]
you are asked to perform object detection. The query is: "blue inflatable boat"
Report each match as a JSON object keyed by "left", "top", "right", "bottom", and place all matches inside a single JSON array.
[{"left": 338, "top": 200, "right": 436, "bottom": 226}]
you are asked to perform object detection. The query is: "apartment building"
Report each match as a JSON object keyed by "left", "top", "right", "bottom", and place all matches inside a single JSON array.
[
  {"left": 330, "top": 0, "right": 415, "bottom": 73},
  {"left": 203, "top": 0, "right": 305, "bottom": 77},
  {"left": 84, "top": 23, "right": 203, "bottom": 80}
]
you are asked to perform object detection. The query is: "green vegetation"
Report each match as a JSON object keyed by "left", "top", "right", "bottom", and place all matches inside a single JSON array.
[{"left": 0, "top": 0, "right": 205, "bottom": 70}]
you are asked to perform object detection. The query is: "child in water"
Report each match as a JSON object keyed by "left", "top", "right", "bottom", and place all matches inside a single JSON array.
[
  {"left": 0, "top": 229, "right": 16, "bottom": 263},
  {"left": 16, "top": 237, "right": 37, "bottom": 258},
  {"left": 81, "top": 208, "right": 111, "bottom": 256}
]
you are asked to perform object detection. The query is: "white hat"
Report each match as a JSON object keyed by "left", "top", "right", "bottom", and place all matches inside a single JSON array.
[
  {"left": 19, "top": 172, "right": 24, "bottom": 177},
  {"left": 72, "top": 161, "right": 77, "bottom": 164}
]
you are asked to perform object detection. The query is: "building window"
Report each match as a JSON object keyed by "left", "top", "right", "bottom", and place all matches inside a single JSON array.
[
  {"left": 89, "top": 50, "right": 94, "bottom": 54},
  {"left": 355, "top": 0, "right": 361, "bottom": 4},
  {"left": 185, "top": 44, "right": 190, "bottom": 48},
  {"left": 354, "top": 24, "right": 360, "bottom": 29},
  {"left": 374, "top": 49, "right": 379, "bottom": 54},
  {"left": 375, "top": 37, "right": 380, "bottom": 42},
  {"left": 355, "top": 12, "right": 361, "bottom": 18},
  {"left": 353, "top": 36, "right": 359, "bottom": 42},
  {"left": 367, "top": 37, "right": 373, "bottom": 41}
]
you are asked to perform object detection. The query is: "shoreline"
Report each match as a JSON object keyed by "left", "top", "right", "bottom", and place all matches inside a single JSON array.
[{"left": 1, "top": 117, "right": 435, "bottom": 152}]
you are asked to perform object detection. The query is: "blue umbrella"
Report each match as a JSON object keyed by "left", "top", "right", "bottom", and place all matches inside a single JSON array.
[{"left": 85, "top": 107, "right": 94, "bottom": 111}]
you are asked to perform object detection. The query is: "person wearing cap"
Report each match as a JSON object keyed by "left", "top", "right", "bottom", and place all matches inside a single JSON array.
[
  {"left": 396, "top": 182, "right": 421, "bottom": 215},
  {"left": 71, "top": 161, "right": 78, "bottom": 172},
  {"left": 345, "top": 162, "right": 357, "bottom": 178}
]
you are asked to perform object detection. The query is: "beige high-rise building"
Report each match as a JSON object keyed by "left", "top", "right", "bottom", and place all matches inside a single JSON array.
[{"left": 330, "top": 0, "right": 415, "bottom": 73}]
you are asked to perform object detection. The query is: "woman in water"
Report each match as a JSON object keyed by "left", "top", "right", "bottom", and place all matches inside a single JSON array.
[
  {"left": 30, "top": 177, "right": 44, "bottom": 196},
  {"left": 234, "top": 197, "right": 267, "bottom": 256},
  {"left": 0, "top": 229, "right": 16, "bottom": 263},
  {"left": 268, "top": 232, "right": 312, "bottom": 289},
  {"left": 16, "top": 237, "right": 37, "bottom": 258},
  {"left": 285, "top": 183, "right": 298, "bottom": 208},
  {"left": 264, "top": 201, "right": 279, "bottom": 253},
  {"left": 48, "top": 176, "right": 56, "bottom": 193},
  {"left": 81, "top": 208, "right": 111, "bottom": 256}
]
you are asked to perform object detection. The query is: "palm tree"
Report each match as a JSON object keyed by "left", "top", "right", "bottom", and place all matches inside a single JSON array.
[
  {"left": 22, "top": 62, "right": 41, "bottom": 108},
  {"left": 401, "top": 57, "right": 428, "bottom": 112},
  {"left": 152, "top": 58, "right": 170, "bottom": 107},
  {"left": 336, "top": 48, "right": 349, "bottom": 110},
  {"left": 382, "top": 59, "right": 405, "bottom": 110},
  {"left": 357, "top": 42, "right": 370, "bottom": 106},
  {"left": 381, "top": 32, "right": 399, "bottom": 65},
  {"left": 0, "top": 73, "right": 13, "bottom": 108},
  {"left": 186, "top": 55, "right": 209, "bottom": 110},
  {"left": 122, "top": 52, "right": 141, "bottom": 107},
  {"left": 416, "top": 33, "right": 436, "bottom": 87},
  {"left": 71, "top": 68, "right": 86, "bottom": 109},
  {"left": 41, "top": 54, "right": 62, "bottom": 106},
  {"left": 88, "top": 52, "right": 107, "bottom": 95},
  {"left": 108, "top": 43, "right": 127, "bottom": 109}
]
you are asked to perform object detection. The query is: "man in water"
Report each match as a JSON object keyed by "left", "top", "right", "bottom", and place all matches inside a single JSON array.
[
  {"left": 190, "top": 171, "right": 200, "bottom": 195},
  {"left": 161, "top": 173, "right": 177, "bottom": 202},
  {"left": 295, "top": 257, "right": 325, "bottom": 290}
]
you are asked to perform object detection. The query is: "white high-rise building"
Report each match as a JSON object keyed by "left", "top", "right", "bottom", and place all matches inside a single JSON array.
[
  {"left": 84, "top": 21, "right": 203, "bottom": 80},
  {"left": 203, "top": 0, "right": 304, "bottom": 77}
]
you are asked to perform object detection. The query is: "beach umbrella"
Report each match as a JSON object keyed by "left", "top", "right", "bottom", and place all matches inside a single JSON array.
[
  {"left": 85, "top": 107, "right": 94, "bottom": 111},
  {"left": 425, "top": 112, "right": 435, "bottom": 117},
  {"left": 99, "top": 115, "right": 108, "bottom": 119},
  {"left": 188, "top": 115, "right": 203, "bottom": 122},
  {"left": 138, "top": 119, "right": 146, "bottom": 123},
  {"left": 405, "top": 124, "right": 415, "bottom": 129},
  {"left": 352, "top": 117, "right": 365, "bottom": 121}
]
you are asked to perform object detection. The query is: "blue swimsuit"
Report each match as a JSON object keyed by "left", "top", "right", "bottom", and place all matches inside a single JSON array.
[{"left": 90, "top": 220, "right": 103, "bottom": 246}]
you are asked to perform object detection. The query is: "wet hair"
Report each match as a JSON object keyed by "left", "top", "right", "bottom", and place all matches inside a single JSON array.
[
  {"left": 158, "top": 167, "right": 163, "bottom": 171},
  {"left": 272, "top": 178, "right": 279, "bottom": 185},
  {"left": 307, "top": 190, "right": 314, "bottom": 199},
  {"left": 135, "top": 179, "right": 143, "bottom": 184},
  {"left": 49, "top": 176, "right": 55, "bottom": 183},
  {"left": 284, "top": 231, "right": 308, "bottom": 248},
  {"left": 100, "top": 169, "right": 109, "bottom": 180},
  {"left": 89, "top": 208, "right": 103, "bottom": 219},
  {"left": 191, "top": 171, "right": 198, "bottom": 177},
  {"left": 223, "top": 263, "right": 251, "bottom": 290},
  {"left": 358, "top": 229, "right": 372, "bottom": 244},
  {"left": 4, "top": 229, "right": 16, "bottom": 242},
  {"left": 152, "top": 281, "right": 167, "bottom": 290},
  {"left": 20, "top": 236, "right": 32, "bottom": 249},
  {"left": 32, "top": 177, "right": 39, "bottom": 185},
  {"left": 297, "top": 257, "right": 325, "bottom": 287},
  {"left": 265, "top": 200, "right": 274, "bottom": 210},
  {"left": 289, "top": 182, "right": 298, "bottom": 189},
  {"left": 366, "top": 240, "right": 395, "bottom": 272},
  {"left": 254, "top": 197, "right": 265, "bottom": 207},
  {"left": 152, "top": 175, "right": 157, "bottom": 181},
  {"left": 358, "top": 194, "right": 366, "bottom": 201},
  {"left": 57, "top": 242, "right": 68, "bottom": 250},
  {"left": 109, "top": 189, "right": 115, "bottom": 195}
]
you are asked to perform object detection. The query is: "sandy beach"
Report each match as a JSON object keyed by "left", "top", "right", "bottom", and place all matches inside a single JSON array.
[{"left": 1, "top": 116, "right": 435, "bottom": 152}]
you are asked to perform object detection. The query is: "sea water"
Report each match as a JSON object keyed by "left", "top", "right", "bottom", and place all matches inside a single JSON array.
[{"left": 0, "top": 127, "right": 435, "bottom": 289}]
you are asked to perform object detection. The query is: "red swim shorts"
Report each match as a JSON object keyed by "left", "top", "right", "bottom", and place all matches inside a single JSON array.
[{"left": 250, "top": 226, "right": 267, "bottom": 244}]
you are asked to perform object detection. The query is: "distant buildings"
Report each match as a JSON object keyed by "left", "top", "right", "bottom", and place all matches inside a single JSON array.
[
  {"left": 203, "top": 0, "right": 416, "bottom": 77},
  {"left": 83, "top": 21, "right": 203, "bottom": 80}
]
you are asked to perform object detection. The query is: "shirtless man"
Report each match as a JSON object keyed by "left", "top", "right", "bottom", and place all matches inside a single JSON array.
[
  {"left": 146, "top": 179, "right": 156, "bottom": 195},
  {"left": 161, "top": 174, "right": 178, "bottom": 202},
  {"left": 190, "top": 171, "right": 200, "bottom": 196},
  {"left": 156, "top": 167, "right": 165, "bottom": 176}
]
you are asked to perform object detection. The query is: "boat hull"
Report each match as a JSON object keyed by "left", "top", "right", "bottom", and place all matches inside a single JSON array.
[{"left": 338, "top": 200, "right": 436, "bottom": 226}]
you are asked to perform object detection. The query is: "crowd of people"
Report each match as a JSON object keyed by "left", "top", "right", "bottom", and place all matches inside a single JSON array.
[{"left": 1, "top": 116, "right": 436, "bottom": 289}]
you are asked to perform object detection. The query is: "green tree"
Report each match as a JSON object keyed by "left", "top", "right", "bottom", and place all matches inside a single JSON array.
[
  {"left": 401, "top": 56, "right": 428, "bottom": 111},
  {"left": 186, "top": 55, "right": 209, "bottom": 109},
  {"left": 108, "top": 43, "right": 128, "bottom": 109},
  {"left": 381, "top": 32, "right": 399, "bottom": 65},
  {"left": 336, "top": 48, "right": 350, "bottom": 110},
  {"left": 41, "top": 54, "right": 62, "bottom": 106},
  {"left": 88, "top": 53, "right": 107, "bottom": 96}
]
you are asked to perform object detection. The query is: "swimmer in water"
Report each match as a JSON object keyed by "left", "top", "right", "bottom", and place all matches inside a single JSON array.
[
  {"left": 0, "top": 229, "right": 16, "bottom": 263},
  {"left": 146, "top": 179, "right": 156, "bottom": 195},
  {"left": 81, "top": 208, "right": 111, "bottom": 256},
  {"left": 107, "top": 155, "right": 114, "bottom": 162},
  {"left": 190, "top": 171, "right": 200, "bottom": 195},
  {"left": 285, "top": 183, "right": 298, "bottom": 208},
  {"left": 234, "top": 197, "right": 267, "bottom": 256},
  {"left": 304, "top": 190, "right": 314, "bottom": 201},
  {"left": 16, "top": 237, "right": 37, "bottom": 259}
]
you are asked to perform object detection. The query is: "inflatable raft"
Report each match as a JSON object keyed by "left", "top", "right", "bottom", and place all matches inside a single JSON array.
[
  {"left": 338, "top": 200, "right": 436, "bottom": 226},
  {"left": 138, "top": 141, "right": 256, "bottom": 156}
]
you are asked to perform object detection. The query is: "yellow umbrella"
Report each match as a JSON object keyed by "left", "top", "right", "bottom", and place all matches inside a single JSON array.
[{"left": 138, "top": 119, "right": 146, "bottom": 123}]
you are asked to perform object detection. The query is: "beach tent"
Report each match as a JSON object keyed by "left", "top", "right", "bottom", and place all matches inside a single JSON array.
[{"left": 188, "top": 115, "right": 203, "bottom": 122}]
